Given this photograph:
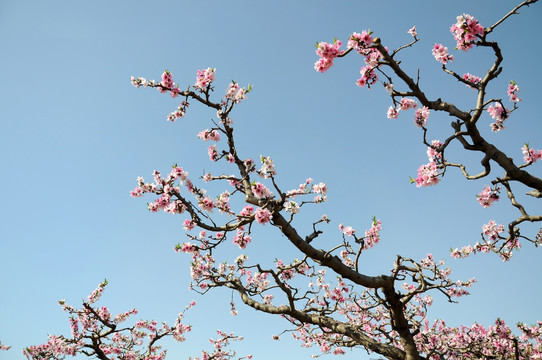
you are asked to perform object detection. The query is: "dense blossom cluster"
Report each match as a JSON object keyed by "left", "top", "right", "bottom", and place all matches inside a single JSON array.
[
  {"left": 432, "top": 43, "right": 454, "bottom": 64},
  {"left": 477, "top": 185, "right": 500, "bottom": 208},
  {"left": 225, "top": 82, "right": 249, "bottom": 103},
  {"left": 414, "top": 161, "right": 440, "bottom": 187},
  {"left": 450, "top": 13, "right": 484, "bottom": 51},
  {"left": 195, "top": 67, "right": 216, "bottom": 91}
]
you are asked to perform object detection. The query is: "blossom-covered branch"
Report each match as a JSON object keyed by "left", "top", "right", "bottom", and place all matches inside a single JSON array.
[
  {"left": 314, "top": 0, "right": 541, "bottom": 260},
  {"left": 23, "top": 281, "right": 248, "bottom": 360}
]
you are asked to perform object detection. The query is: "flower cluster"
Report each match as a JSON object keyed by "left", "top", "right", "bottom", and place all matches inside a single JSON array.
[
  {"left": 413, "top": 162, "right": 440, "bottom": 187},
  {"left": 487, "top": 102, "right": 510, "bottom": 132},
  {"left": 414, "top": 106, "right": 430, "bottom": 127},
  {"left": 208, "top": 144, "right": 219, "bottom": 162},
  {"left": 357, "top": 65, "right": 378, "bottom": 88},
  {"left": 314, "top": 39, "right": 343, "bottom": 73},
  {"left": 399, "top": 98, "right": 417, "bottom": 111},
  {"left": 283, "top": 200, "right": 300, "bottom": 214},
  {"left": 462, "top": 73, "right": 481, "bottom": 89},
  {"left": 197, "top": 129, "right": 220, "bottom": 142},
  {"left": 254, "top": 207, "right": 272, "bottom": 224},
  {"left": 195, "top": 67, "right": 216, "bottom": 91},
  {"left": 258, "top": 155, "right": 276, "bottom": 179},
  {"left": 315, "top": 30, "right": 382, "bottom": 88},
  {"left": 507, "top": 80, "right": 521, "bottom": 102},
  {"left": 87, "top": 280, "right": 107, "bottom": 304},
  {"left": 482, "top": 220, "right": 505, "bottom": 242},
  {"left": 387, "top": 98, "right": 427, "bottom": 127},
  {"left": 347, "top": 31, "right": 374, "bottom": 54},
  {"left": 131, "top": 166, "right": 196, "bottom": 218},
  {"left": 522, "top": 144, "right": 542, "bottom": 163},
  {"left": 432, "top": 43, "right": 454, "bottom": 64},
  {"left": 339, "top": 223, "right": 355, "bottom": 237},
  {"left": 363, "top": 218, "right": 382, "bottom": 250},
  {"left": 477, "top": 186, "right": 500, "bottom": 208},
  {"left": 167, "top": 101, "right": 189, "bottom": 122},
  {"left": 450, "top": 14, "right": 484, "bottom": 51},
  {"left": 233, "top": 227, "right": 252, "bottom": 249},
  {"left": 159, "top": 70, "right": 181, "bottom": 97},
  {"left": 426, "top": 140, "right": 444, "bottom": 162},
  {"left": 130, "top": 76, "right": 148, "bottom": 88},
  {"left": 251, "top": 182, "right": 273, "bottom": 199},
  {"left": 225, "top": 81, "right": 250, "bottom": 103}
]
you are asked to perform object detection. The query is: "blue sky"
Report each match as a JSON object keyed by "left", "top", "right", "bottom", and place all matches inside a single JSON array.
[{"left": 1, "top": 1, "right": 541, "bottom": 359}]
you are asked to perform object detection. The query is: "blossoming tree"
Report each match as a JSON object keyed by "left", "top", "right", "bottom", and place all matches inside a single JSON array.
[{"left": 11, "top": 1, "right": 541, "bottom": 359}]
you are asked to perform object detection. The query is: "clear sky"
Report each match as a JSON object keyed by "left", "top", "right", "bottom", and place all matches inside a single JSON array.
[{"left": 1, "top": 1, "right": 541, "bottom": 359}]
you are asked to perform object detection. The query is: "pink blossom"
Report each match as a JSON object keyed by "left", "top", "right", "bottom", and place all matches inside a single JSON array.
[
  {"left": 254, "top": 207, "right": 272, "bottom": 224},
  {"left": 283, "top": 201, "right": 300, "bottom": 214},
  {"left": 482, "top": 220, "right": 504, "bottom": 241},
  {"left": 450, "top": 14, "right": 484, "bottom": 51},
  {"left": 521, "top": 144, "right": 542, "bottom": 163},
  {"left": 347, "top": 31, "right": 373, "bottom": 53},
  {"left": 507, "top": 81, "right": 521, "bottom": 102},
  {"left": 233, "top": 230, "right": 251, "bottom": 249},
  {"left": 387, "top": 106, "right": 399, "bottom": 119},
  {"left": 427, "top": 140, "right": 443, "bottom": 162},
  {"left": 312, "top": 182, "right": 327, "bottom": 194},
  {"left": 130, "top": 186, "right": 143, "bottom": 198},
  {"left": 183, "top": 219, "right": 196, "bottom": 231},
  {"left": 225, "top": 82, "right": 250, "bottom": 103},
  {"left": 356, "top": 65, "right": 378, "bottom": 88},
  {"left": 414, "top": 106, "right": 430, "bottom": 127},
  {"left": 315, "top": 40, "right": 343, "bottom": 60},
  {"left": 487, "top": 102, "right": 509, "bottom": 132},
  {"left": 258, "top": 155, "right": 276, "bottom": 178},
  {"left": 208, "top": 145, "right": 219, "bottom": 162},
  {"left": 251, "top": 182, "right": 273, "bottom": 198},
  {"left": 88, "top": 280, "right": 108, "bottom": 304},
  {"left": 167, "top": 101, "right": 188, "bottom": 122},
  {"left": 202, "top": 173, "right": 212, "bottom": 182},
  {"left": 198, "top": 197, "right": 215, "bottom": 212},
  {"left": 130, "top": 76, "right": 148, "bottom": 88},
  {"left": 364, "top": 218, "right": 381, "bottom": 249},
  {"left": 239, "top": 205, "right": 254, "bottom": 217},
  {"left": 314, "top": 57, "right": 334, "bottom": 73},
  {"left": 197, "top": 129, "right": 220, "bottom": 142},
  {"left": 399, "top": 98, "right": 417, "bottom": 110},
  {"left": 408, "top": 26, "right": 417, "bottom": 37},
  {"left": 195, "top": 68, "right": 216, "bottom": 90},
  {"left": 161, "top": 70, "right": 174, "bottom": 89},
  {"left": 477, "top": 186, "right": 500, "bottom": 208},
  {"left": 462, "top": 73, "right": 481, "bottom": 89},
  {"left": 432, "top": 44, "right": 454, "bottom": 64},
  {"left": 339, "top": 223, "right": 355, "bottom": 237},
  {"left": 414, "top": 162, "right": 440, "bottom": 187}
]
